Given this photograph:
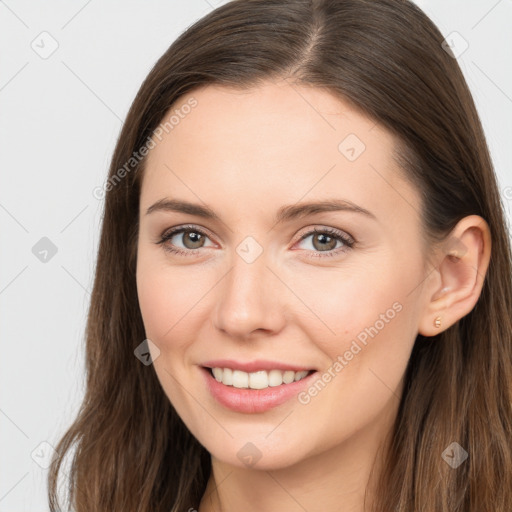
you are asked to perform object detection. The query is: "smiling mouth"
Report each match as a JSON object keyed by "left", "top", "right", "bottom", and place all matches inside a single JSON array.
[{"left": 204, "top": 366, "right": 316, "bottom": 390}]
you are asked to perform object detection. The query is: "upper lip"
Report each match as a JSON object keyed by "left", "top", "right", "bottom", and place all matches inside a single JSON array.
[{"left": 200, "top": 359, "right": 316, "bottom": 373}]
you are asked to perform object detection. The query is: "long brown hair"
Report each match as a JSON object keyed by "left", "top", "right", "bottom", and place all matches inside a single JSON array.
[{"left": 48, "top": 0, "right": 512, "bottom": 510}]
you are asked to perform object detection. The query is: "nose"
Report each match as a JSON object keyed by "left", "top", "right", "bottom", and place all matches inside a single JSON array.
[{"left": 213, "top": 245, "right": 286, "bottom": 339}]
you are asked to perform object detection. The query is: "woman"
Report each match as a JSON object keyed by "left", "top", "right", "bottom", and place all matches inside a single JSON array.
[{"left": 48, "top": 0, "right": 512, "bottom": 510}]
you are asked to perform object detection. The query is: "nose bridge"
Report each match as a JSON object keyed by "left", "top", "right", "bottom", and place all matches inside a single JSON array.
[{"left": 214, "top": 236, "right": 283, "bottom": 337}]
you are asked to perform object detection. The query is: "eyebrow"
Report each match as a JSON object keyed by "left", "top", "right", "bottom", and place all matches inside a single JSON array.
[{"left": 145, "top": 198, "right": 376, "bottom": 223}]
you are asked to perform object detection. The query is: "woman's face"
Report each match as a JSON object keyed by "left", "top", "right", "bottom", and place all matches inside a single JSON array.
[{"left": 136, "top": 79, "right": 434, "bottom": 470}]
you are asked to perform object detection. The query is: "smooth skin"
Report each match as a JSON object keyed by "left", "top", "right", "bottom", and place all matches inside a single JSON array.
[{"left": 136, "top": 78, "right": 491, "bottom": 512}]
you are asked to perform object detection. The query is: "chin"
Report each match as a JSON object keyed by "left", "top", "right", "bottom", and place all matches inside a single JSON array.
[{"left": 200, "top": 433, "right": 312, "bottom": 471}]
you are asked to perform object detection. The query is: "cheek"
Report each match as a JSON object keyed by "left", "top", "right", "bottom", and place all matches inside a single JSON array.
[
  {"left": 136, "top": 256, "right": 205, "bottom": 424},
  {"left": 136, "top": 251, "right": 206, "bottom": 342},
  {"left": 298, "top": 254, "right": 421, "bottom": 391},
  {"left": 136, "top": 266, "right": 174, "bottom": 340},
  {"left": 290, "top": 263, "right": 407, "bottom": 340}
]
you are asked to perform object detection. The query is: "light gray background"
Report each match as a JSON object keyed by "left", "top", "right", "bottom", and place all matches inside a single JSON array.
[{"left": 1, "top": 1, "right": 511, "bottom": 510}]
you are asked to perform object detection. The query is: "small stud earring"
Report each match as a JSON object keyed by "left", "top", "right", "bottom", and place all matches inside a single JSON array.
[{"left": 434, "top": 316, "right": 442, "bottom": 328}]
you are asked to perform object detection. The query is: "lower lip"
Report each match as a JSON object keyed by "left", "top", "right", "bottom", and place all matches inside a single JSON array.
[{"left": 200, "top": 366, "right": 317, "bottom": 414}]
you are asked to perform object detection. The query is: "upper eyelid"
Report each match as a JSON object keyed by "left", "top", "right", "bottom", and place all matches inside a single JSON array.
[
  {"left": 161, "top": 224, "right": 216, "bottom": 242},
  {"left": 299, "top": 226, "right": 354, "bottom": 242}
]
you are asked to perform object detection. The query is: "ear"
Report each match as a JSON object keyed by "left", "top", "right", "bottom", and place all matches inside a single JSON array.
[{"left": 418, "top": 215, "right": 492, "bottom": 337}]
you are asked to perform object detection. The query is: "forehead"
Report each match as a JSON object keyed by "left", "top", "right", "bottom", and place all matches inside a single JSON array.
[{"left": 140, "top": 80, "right": 418, "bottom": 225}]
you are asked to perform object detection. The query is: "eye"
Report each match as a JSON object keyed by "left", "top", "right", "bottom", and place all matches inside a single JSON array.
[
  {"left": 156, "top": 225, "right": 214, "bottom": 257},
  {"left": 156, "top": 225, "right": 355, "bottom": 259},
  {"left": 294, "top": 227, "right": 355, "bottom": 258}
]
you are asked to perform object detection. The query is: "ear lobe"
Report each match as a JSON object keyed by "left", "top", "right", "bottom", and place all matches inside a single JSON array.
[{"left": 418, "top": 215, "right": 491, "bottom": 337}]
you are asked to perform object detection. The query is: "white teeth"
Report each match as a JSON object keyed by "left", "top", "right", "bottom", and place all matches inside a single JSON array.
[
  {"left": 232, "top": 370, "right": 249, "bottom": 388},
  {"left": 282, "top": 370, "right": 295, "bottom": 384},
  {"left": 223, "top": 367, "right": 233, "bottom": 385},
  {"left": 268, "top": 369, "right": 283, "bottom": 387},
  {"left": 249, "top": 370, "right": 268, "bottom": 389},
  {"left": 212, "top": 367, "right": 223, "bottom": 382},
  {"left": 210, "top": 367, "right": 310, "bottom": 389}
]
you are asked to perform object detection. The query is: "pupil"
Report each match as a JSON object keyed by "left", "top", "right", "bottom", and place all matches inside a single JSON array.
[{"left": 318, "top": 234, "right": 330, "bottom": 245}]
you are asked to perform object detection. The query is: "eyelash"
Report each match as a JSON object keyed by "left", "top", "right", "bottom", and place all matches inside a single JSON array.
[{"left": 156, "top": 224, "right": 355, "bottom": 259}]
